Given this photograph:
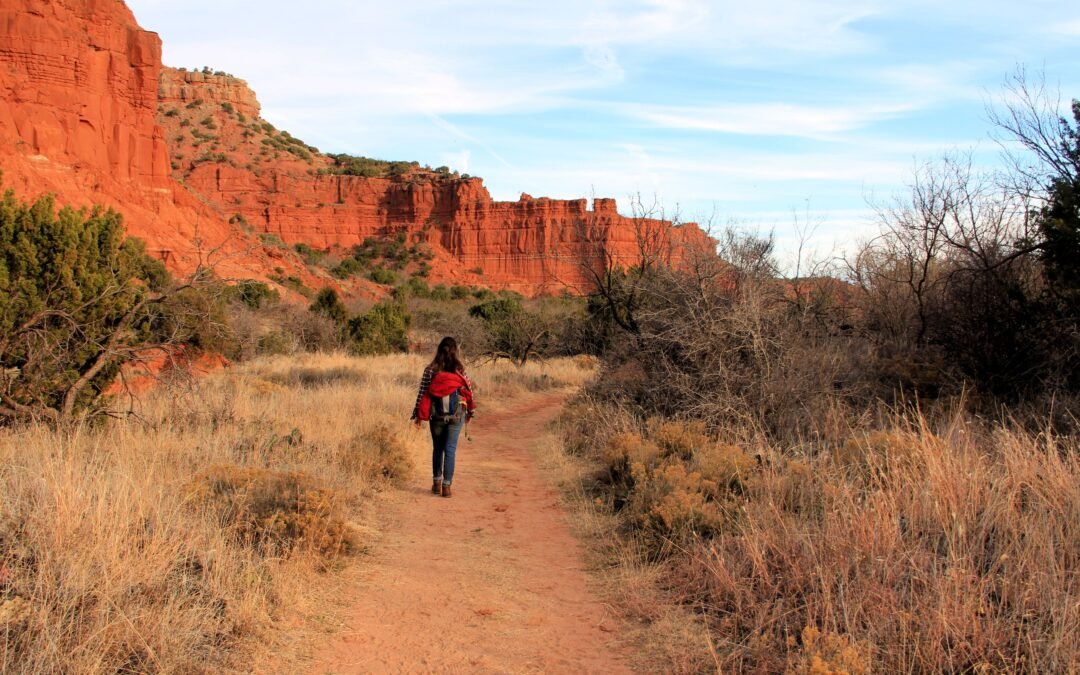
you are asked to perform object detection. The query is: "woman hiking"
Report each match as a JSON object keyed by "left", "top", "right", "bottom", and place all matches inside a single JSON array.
[{"left": 411, "top": 337, "right": 475, "bottom": 498}]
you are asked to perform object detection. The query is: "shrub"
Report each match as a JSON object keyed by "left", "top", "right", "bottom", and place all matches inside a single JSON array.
[
  {"left": 220, "top": 102, "right": 234, "bottom": 114},
  {"left": 0, "top": 188, "right": 176, "bottom": 422},
  {"left": 256, "top": 331, "right": 293, "bottom": 356},
  {"left": 629, "top": 460, "right": 722, "bottom": 548},
  {"left": 268, "top": 274, "right": 311, "bottom": 298},
  {"left": 331, "top": 257, "right": 366, "bottom": 279},
  {"left": 468, "top": 296, "right": 558, "bottom": 365},
  {"left": 786, "top": 626, "right": 870, "bottom": 675},
  {"left": 428, "top": 284, "right": 451, "bottom": 301},
  {"left": 338, "top": 424, "right": 414, "bottom": 485},
  {"left": 693, "top": 442, "right": 756, "bottom": 493},
  {"left": 347, "top": 301, "right": 411, "bottom": 355},
  {"left": 602, "top": 431, "right": 663, "bottom": 492},
  {"left": 145, "top": 283, "right": 237, "bottom": 357},
  {"left": 258, "top": 232, "right": 286, "bottom": 248},
  {"left": 368, "top": 267, "right": 397, "bottom": 285},
  {"left": 293, "top": 242, "right": 325, "bottom": 266},
  {"left": 309, "top": 287, "right": 347, "bottom": 326},
  {"left": 396, "top": 276, "right": 431, "bottom": 299},
  {"left": 188, "top": 465, "right": 353, "bottom": 558},
  {"left": 229, "top": 279, "right": 279, "bottom": 310},
  {"left": 650, "top": 419, "right": 711, "bottom": 461}
]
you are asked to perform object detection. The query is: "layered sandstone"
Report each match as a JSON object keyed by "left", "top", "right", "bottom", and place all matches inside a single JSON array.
[
  {"left": 0, "top": 0, "right": 311, "bottom": 285},
  {"left": 156, "top": 67, "right": 714, "bottom": 293},
  {"left": 158, "top": 68, "right": 260, "bottom": 120}
]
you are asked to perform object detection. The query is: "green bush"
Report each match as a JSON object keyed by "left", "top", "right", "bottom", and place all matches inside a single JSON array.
[
  {"left": 268, "top": 274, "right": 310, "bottom": 298},
  {"left": 229, "top": 280, "right": 280, "bottom": 310},
  {"left": 331, "top": 257, "right": 365, "bottom": 279},
  {"left": 309, "top": 287, "right": 348, "bottom": 326},
  {"left": 368, "top": 267, "right": 397, "bottom": 285},
  {"left": 143, "top": 283, "right": 237, "bottom": 357},
  {"left": 347, "top": 302, "right": 411, "bottom": 355},
  {"left": 468, "top": 296, "right": 556, "bottom": 365},
  {"left": 293, "top": 242, "right": 325, "bottom": 266},
  {"left": 0, "top": 188, "right": 174, "bottom": 422}
]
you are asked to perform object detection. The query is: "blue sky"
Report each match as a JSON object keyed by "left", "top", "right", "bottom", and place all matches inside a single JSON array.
[{"left": 127, "top": 0, "right": 1080, "bottom": 260}]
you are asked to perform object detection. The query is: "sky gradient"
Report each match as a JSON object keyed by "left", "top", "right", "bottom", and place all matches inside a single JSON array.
[{"left": 128, "top": 0, "right": 1080, "bottom": 261}]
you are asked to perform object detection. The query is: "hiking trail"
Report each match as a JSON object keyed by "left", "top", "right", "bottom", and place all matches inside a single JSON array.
[{"left": 307, "top": 391, "right": 630, "bottom": 674}]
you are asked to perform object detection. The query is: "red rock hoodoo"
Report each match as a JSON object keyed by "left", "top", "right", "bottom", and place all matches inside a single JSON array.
[{"left": 1, "top": 0, "right": 714, "bottom": 296}]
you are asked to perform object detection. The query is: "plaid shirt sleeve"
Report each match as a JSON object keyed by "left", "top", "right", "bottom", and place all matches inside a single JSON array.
[{"left": 410, "top": 368, "right": 433, "bottom": 420}]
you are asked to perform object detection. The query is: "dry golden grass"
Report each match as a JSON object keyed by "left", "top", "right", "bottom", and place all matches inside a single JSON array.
[
  {"left": 0, "top": 351, "right": 593, "bottom": 673},
  {"left": 554, "top": 401, "right": 1080, "bottom": 674}
]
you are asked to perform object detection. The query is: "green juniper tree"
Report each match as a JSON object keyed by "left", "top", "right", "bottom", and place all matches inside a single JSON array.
[{"left": 0, "top": 185, "right": 220, "bottom": 423}]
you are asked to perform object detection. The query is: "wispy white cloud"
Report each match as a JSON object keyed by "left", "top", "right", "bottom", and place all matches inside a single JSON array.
[
  {"left": 627, "top": 101, "right": 918, "bottom": 139},
  {"left": 426, "top": 115, "right": 515, "bottom": 169}
]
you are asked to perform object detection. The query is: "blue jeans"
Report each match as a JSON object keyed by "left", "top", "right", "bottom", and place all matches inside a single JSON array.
[{"left": 430, "top": 417, "right": 464, "bottom": 485}]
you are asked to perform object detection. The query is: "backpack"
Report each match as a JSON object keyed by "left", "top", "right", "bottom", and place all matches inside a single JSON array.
[{"left": 430, "top": 389, "right": 465, "bottom": 423}]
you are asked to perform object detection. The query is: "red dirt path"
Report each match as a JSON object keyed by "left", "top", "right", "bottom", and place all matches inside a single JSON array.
[{"left": 307, "top": 392, "right": 630, "bottom": 674}]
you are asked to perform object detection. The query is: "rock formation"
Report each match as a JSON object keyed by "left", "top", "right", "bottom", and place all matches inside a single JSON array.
[
  {"left": 0, "top": 0, "right": 313, "bottom": 285},
  {"left": 1, "top": 0, "right": 714, "bottom": 297}
]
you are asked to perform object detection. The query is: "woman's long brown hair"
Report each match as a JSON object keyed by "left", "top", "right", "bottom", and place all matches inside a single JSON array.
[{"left": 428, "top": 336, "right": 466, "bottom": 374}]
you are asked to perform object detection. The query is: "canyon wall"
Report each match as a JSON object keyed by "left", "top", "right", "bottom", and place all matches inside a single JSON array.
[
  {"left": 0, "top": 0, "right": 310, "bottom": 282},
  {"left": 160, "top": 68, "right": 715, "bottom": 294},
  {"left": 1, "top": 0, "right": 713, "bottom": 297}
]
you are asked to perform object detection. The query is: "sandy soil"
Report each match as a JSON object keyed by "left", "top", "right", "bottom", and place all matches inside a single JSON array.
[{"left": 306, "top": 391, "right": 630, "bottom": 674}]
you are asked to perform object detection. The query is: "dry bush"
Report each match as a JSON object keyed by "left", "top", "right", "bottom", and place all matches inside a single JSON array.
[
  {"left": 188, "top": 465, "right": 354, "bottom": 559},
  {"left": 595, "top": 421, "right": 763, "bottom": 558},
  {"left": 682, "top": 419, "right": 1071, "bottom": 669},
  {"left": 558, "top": 396, "right": 638, "bottom": 458},
  {"left": 587, "top": 230, "right": 872, "bottom": 447},
  {"left": 338, "top": 424, "right": 414, "bottom": 486},
  {"left": 785, "top": 625, "right": 870, "bottom": 675}
]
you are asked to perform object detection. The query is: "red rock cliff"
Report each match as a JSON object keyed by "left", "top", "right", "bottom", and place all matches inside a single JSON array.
[
  {"left": 0, "top": 0, "right": 310, "bottom": 283},
  {"left": 157, "top": 66, "right": 714, "bottom": 294}
]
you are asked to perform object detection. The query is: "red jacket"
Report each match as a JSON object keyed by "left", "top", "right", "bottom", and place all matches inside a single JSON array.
[{"left": 416, "top": 371, "right": 475, "bottom": 421}]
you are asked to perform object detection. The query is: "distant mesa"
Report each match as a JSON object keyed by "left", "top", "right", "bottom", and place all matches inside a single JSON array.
[{"left": 0, "top": 0, "right": 712, "bottom": 296}]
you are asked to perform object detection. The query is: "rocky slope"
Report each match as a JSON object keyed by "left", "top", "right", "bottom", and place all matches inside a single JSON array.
[{"left": 1, "top": 0, "right": 713, "bottom": 296}]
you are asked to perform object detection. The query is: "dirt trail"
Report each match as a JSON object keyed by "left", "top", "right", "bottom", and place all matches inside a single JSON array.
[{"left": 307, "top": 391, "right": 629, "bottom": 674}]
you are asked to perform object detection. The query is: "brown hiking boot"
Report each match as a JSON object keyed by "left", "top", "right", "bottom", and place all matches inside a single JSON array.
[
  {"left": 441, "top": 483, "right": 452, "bottom": 498},
  {"left": 432, "top": 479, "right": 442, "bottom": 495}
]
